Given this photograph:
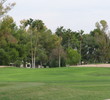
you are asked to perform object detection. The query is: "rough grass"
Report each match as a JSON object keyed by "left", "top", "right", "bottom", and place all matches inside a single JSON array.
[{"left": 0, "top": 67, "right": 110, "bottom": 100}]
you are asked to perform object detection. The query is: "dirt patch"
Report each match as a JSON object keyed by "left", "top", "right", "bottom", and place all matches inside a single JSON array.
[
  {"left": 0, "top": 64, "right": 110, "bottom": 68},
  {"left": 0, "top": 66, "right": 12, "bottom": 68},
  {"left": 75, "top": 64, "right": 110, "bottom": 67}
]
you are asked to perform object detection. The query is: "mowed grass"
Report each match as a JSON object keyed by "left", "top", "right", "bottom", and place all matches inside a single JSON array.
[{"left": 0, "top": 67, "right": 110, "bottom": 100}]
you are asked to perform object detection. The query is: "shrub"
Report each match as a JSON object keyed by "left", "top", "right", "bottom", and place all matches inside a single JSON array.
[{"left": 66, "top": 48, "right": 81, "bottom": 65}]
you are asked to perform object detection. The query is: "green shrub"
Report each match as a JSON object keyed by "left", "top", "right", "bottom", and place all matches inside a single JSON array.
[{"left": 66, "top": 48, "right": 81, "bottom": 65}]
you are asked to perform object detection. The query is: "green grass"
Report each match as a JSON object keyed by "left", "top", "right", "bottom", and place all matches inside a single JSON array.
[{"left": 0, "top": 67, "right": 110, "bottom": 100}]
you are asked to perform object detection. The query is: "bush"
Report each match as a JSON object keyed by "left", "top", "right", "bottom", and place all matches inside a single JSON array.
[{"left": 66, "top": 48, "right": 81, "bottom": 65}]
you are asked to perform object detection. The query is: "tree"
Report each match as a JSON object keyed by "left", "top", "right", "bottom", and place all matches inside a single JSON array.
[
  {"left": 56, "top": 36, "right": 62, "bottom": 67},
  {"left": 77, "top": 30, "right": 84, "bottom": 64},
  {"left": 82, "top": 34, "right": 98, "bottom": 63},
  {"left": 55, "top": 26, "right": 80, "bottom": 49},
  {"left": 8, "top": 48, "right": 19, "bottom": 64},
  {"left": 82, "top": 20, "right": 110, "bottom": 63},
  {"left": 0, "top": 49, "right": 9, "bottom": 65},
  {"left": 36, "top": 48, "right": 48, "bottom": 67},
  {"left": 49, "top": 46, "right": 66, "bottom": 67},
  {"left": 90, "top": 20, "right": 110, "bottom": 63},
  {"left": 21, "top": 18, "right": 47, "bottom": 68},
  {"left": 0, "top": 16, "right": 17, "bottom": 43},
  {"left": 48, "top": 34, "right": 66, "bottom": 67},
  {"left": 0, "top": 0, "right": 15, "bottom": 18}
]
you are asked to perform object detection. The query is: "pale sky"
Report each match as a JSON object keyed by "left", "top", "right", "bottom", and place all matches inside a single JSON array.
[{"left": 7, "top": 0, "right": 110, "bottom": 33}]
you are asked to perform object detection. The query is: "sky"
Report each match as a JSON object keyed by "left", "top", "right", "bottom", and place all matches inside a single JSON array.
[{"left": 7, "top": 0, "right": 110, "bottom": 33}]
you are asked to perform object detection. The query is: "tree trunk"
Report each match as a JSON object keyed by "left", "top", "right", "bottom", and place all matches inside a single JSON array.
[
  {"left": 33, "top": 50, "right": 36, "bottom": 68},
  {"left": 31, "top": 50, "right": 34, "bottom": 68},
  {"left": 58, "top": 54, "right": 61, "bottom": 67},
  {"left": 80, "top": 41, "right": 82, "bottom": 65},
  {"left": 58, "top": 44, "right": 61, "bottom": 68}
]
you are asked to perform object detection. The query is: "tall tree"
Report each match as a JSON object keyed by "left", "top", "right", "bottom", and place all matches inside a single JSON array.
[
  {"left": 21, "top": 18, "right": 45, "bottom": 68},
  {"left": 0, "top": 16, "right": 17, "bottom": 46},
  {"left": 94, "top": 20, "right": 110, "bottom": 62},
  {"left": 82, "top": 34, "right": 98, "bottom": 63},
  {"left": 55, "top": 26, "right": 79, "bottom": 49},
  {"left": 77, "top": 30, "right": 84, "bottom": 64}
]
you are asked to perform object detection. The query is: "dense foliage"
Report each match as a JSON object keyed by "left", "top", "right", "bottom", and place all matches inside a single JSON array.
[{"left": 0, "top": 0, "right": 110, "bottom": 67}]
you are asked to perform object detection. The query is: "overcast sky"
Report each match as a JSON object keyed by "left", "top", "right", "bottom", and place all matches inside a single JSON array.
[{"left": 7, "top": 0, "right": 110, "bottom": 33}]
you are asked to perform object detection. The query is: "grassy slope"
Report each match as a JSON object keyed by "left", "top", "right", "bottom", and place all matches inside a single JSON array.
[{"left": 0, "top": 67, "right": 110, "bottom": 100}]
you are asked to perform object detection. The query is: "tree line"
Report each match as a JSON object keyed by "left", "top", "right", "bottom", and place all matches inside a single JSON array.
[{"left": 0, "top": 0, "right": 110, "bottom": 68}]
